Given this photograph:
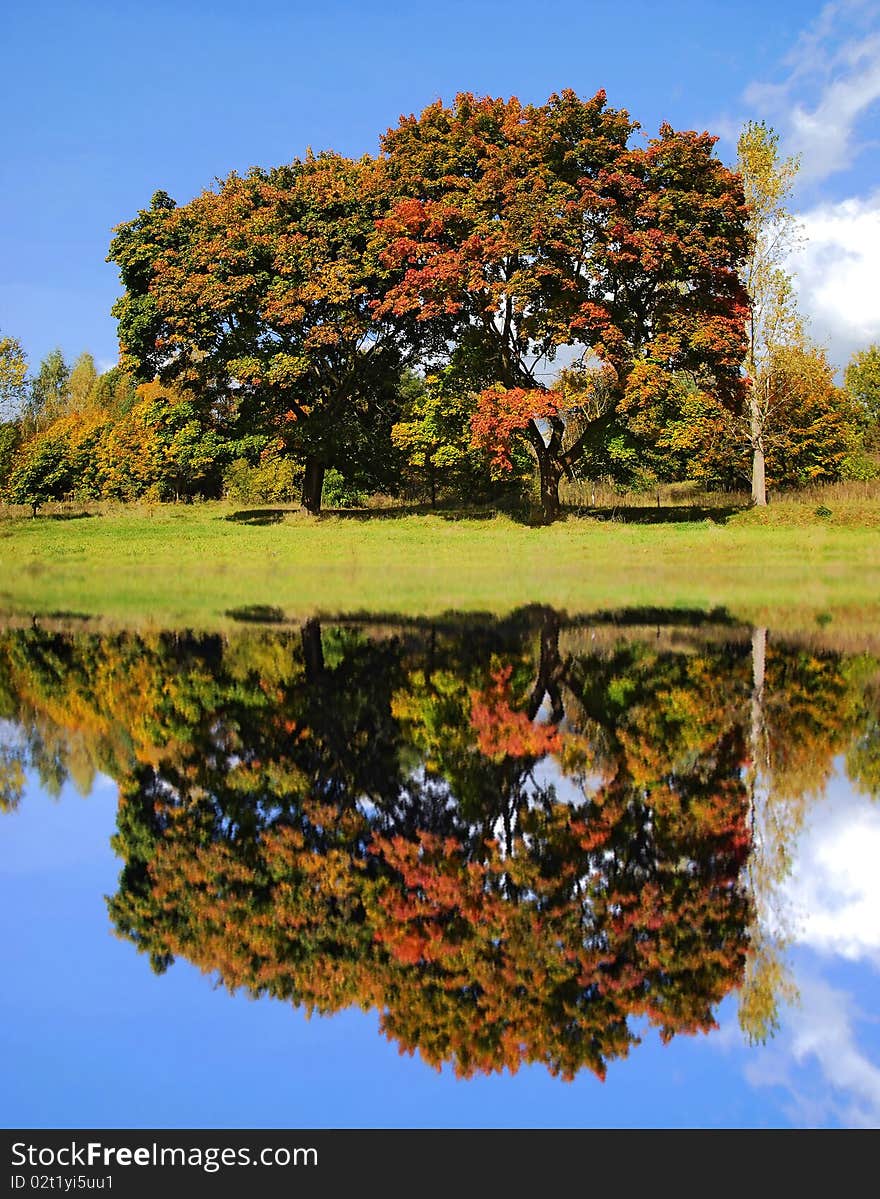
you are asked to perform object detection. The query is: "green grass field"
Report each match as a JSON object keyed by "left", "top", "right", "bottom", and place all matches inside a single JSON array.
[{"left": 1, "top": 495, "right": 879, "bottom": 631}]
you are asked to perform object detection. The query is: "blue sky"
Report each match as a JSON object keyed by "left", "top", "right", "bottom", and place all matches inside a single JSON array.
[{"left": 2, "top": 0, "right": 880, "bottom": 380}]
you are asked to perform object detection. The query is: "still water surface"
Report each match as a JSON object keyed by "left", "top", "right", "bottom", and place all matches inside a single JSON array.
[{"left": 2, "top": 610, "right": 879, "bottom": 1127}]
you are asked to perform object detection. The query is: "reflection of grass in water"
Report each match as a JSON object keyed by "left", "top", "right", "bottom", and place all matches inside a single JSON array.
[{"left": 0, "top": 498, "right": 878, "bottom": 629}]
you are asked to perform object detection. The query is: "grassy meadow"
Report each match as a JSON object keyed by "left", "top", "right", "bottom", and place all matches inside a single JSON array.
[{"left": 1, "top": 486, "right": 879, "bottom": 632}]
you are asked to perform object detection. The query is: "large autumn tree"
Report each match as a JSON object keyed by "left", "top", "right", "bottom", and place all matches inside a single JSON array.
[
  {"left": 108, "top": 153, "right": 425, "bottom": 513},
  {"left": 376, "top": 90, "right": 750, "bottom": 522}
]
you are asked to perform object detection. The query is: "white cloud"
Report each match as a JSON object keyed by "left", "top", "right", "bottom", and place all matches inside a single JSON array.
[
  {"left": 787, "top": 189, "right": 880, "bottom": 370},
  {"left": 782, "top": 771, "right": 880, "bottom": 963},
  {"left": 742, "top": 1, "right": 880, "bottom": 184},
  {"left": 744, "top": 975, "right": 880, "bottom": 1127},
  {"left": 727, "top": 4, "right": 880, "bottom": 369}
]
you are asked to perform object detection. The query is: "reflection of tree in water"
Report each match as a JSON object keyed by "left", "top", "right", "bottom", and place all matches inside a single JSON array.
[
  {"left": 740, "top": 628, "right": 880, "bottom": 1041},
  {"left": 0, "top": 613, "right": 877, "bottom": 1078}
]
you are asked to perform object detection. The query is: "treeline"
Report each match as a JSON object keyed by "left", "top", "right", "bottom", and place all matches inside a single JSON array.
[
  {"left": 0, "top": 346, "right": 528, "bottom": 514},
  {"left": 2, "top": 340, "right": 876, "bottom": 518},
  {"left": 1, "top": 90, "right": 879, "bottom": 520}
]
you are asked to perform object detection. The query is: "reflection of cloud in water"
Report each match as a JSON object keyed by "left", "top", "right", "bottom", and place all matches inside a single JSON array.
[
  {"left": 783, "top": 768, "right": 880, "bottom": 966},
  {"left": 739, "top": 767, "right": 880, "bottom": 1126},
  {"left": 744, "top": 975, "right": 880, "bottom": 1129}
]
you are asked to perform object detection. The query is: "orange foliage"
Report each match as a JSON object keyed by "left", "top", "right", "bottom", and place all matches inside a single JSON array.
[{"left": 469, "top": 665, "right": 562, "bottom": 759}]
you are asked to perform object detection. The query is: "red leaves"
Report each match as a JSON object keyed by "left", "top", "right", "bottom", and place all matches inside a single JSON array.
[
  {"left": 469, "top": 665, "right": 562, "bottom": 760},
  {"left": 470, "top": 386, "right": 563, "bottom": 471}
]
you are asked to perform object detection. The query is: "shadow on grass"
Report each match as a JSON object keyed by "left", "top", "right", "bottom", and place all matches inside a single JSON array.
[
  {"left": 574, "top": 503, "right": 746, "bottom": 525},
  {"left": 331, "top": 506, "right": 506, "bottom": 522},
  {"left": 45, "top": 512, "right": 98, "bottom": 521},
  {"left": 224, "top": 503, "right": 524, "bottom": 524},
  {"left": 224, "top": 509, "right": 290, "bottom": 526},
  {"left": 221, "top": 501, "right": 747, "bottom": 527}
]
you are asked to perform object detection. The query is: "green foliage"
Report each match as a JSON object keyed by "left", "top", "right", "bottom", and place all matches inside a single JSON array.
[
  {"left": 223, "top": 446, "right": 303, "bottom": 503},
  {"left": 139, "top": 391, "right": 227, "bottom": 499},
  {"left": 322, "top": 468, "right": 367, "bottom": 508},
  {"left": 24, "top": 348, "right": 70, "bottom": 434},
  {"left": 0, "top": 331, "right": 28, "bottom": 420},
  {"left": 0, "top": 422, "right": 21, "bottom": 490},
  {"left": 736, "top": 121, "right": 804, "bottom": 504},
  {"left": 380, "top": 94, "right": 749, "bottom": 521},
  {"left": 4, "top": 376, "right": 233, "bottom": 506},
  {"left": 89, "top": 366, "right": 139, "bottom": 418},
  {"left": 762, "top": 345, "right": 865, "bottom": 489},
  {"left": 845, "top": 344, "right": 880, "bottom": 449},
  {"left": 7, "top": 110, "right": 876, "bottom": 517},
  {"left": 5, "top": 432, "right": 74, "bottom": 513},
  {"left": 840, "top": 451, "right": 880, "bottom": 482},
  {"left": 391, "top": 370, "right": 511, "bottom": 505},
  {"left": 592, "top": 343, "right": 869, "bottom": 493},
  {"left": 108, "top": 154, "right": 423, "bottom": 514},
  {"left": 68, "top": 352, "right": 98, "bottom": 411}
]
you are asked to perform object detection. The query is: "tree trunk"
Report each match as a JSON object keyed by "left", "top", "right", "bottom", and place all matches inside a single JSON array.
[
  {"left": 750, "top": 397, "right": 767, "bottom": 506},
  {"left": 301, "top": 457, "right": 326, "bottom": 515},
  {"left": 535, "top": 447, "right": 563, "bottom": 525}
]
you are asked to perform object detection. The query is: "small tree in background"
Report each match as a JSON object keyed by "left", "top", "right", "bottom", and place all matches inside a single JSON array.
[
  {"left": 0, "top": 332, "right": 28, "bottom": 492},
  {"left": 845, "top": 344, "right": 880, "bottom": 453},
  {"left": 0, "top": 331, "right": 28, "bottom": 421},
  {"left": 67, "top": 352, "right": 99, "bottom": 412},
  {"left": 5, "top": 434, "right": 74, "bottom": 516},
  {"left": 22, "top": 348, "right": 70, "bottom": 436},
  {"left": 761, "top": 343, "right": 868, "bottom": 487},
  {"left": 392, "top": 370, "right": 519, "bottom": 507}
]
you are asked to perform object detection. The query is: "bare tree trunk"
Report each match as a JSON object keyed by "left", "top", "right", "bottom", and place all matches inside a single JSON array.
[
  {"left": 301, "top": 457, "right": 326, "bottom": 515},
  {"left": 750, "top": 395, "right": 767, "bottom": 507}
]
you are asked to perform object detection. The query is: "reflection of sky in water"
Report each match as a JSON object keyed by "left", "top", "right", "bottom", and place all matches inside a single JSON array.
[
  {"left": 732, "top": 766, "right": 880, "bottom": 1128},
  {"left": 2, "top": 763, "right": 878, "bottom": 1129}
]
